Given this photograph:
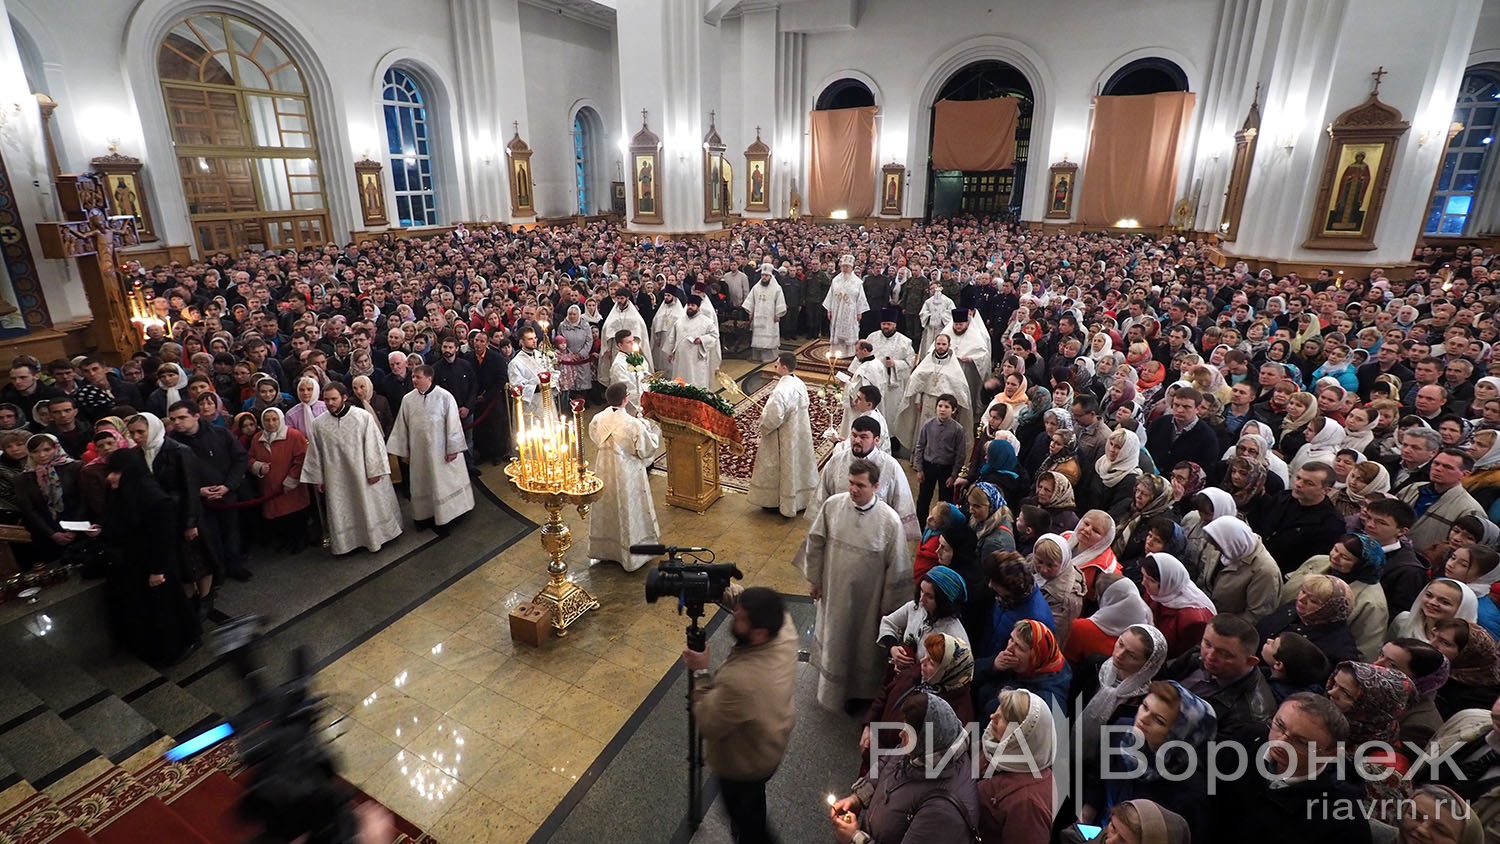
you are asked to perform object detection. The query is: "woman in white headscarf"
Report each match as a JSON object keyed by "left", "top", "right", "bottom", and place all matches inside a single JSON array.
[
  {"left": 1289, "top": 415, "right": 1346, "bottom": 476},
  {"left": 1141, "top": 553, "right": 1218, "bottom": 656},
  {"left": 1080, "top": 427, "right": 1141, "bottom": 519},
  {"left": 1201, "top": 517, "right": 1281, "bottom": 626},
  {"left": 1180, "top": 487, "right": 1236, "bottom": 587},
  {"left": 1088, "top": 331, "right": 1115, "bottom": 363},
  {"left": 1389, "top": 577, "right": 1480, "bottom": 642},
  {"left": 1077, "top": 623, "right": 1168, "bottom": 757},
  {"left": 284, "top": 376, "right": 327, "bottom": 438},
  {"left": 1066, "top": 574, "right": 1154, "bottom": 663},
  {"left": 977, "top": 688, "right": 1057, "bottom": 843},
  {"left": 146, "top": 363, "right": 187, "bottom": 417}
]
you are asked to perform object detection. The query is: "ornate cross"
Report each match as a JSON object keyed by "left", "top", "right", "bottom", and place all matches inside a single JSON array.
[
  {"left": 641, "top": 108, "right": 649, "bottom": 127},
  {"left": 755, "top": 126, "right": 762, "bottom": 139},
  {"left": 513, "top": 121, "right": 520, "bottom": 136},
  {"left": 708, "top": 109, "right": 716, "bottom": 127},
  {"left": 1371, "top": 66, "right": 1388, "bottom": 96}
]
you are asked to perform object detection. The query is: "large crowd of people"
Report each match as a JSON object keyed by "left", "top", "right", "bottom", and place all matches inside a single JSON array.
[{"left": 2, "top": 215, "right": 1498, "bottom": 843}]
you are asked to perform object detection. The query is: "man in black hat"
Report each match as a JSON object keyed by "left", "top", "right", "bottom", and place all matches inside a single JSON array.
[
  {"left": 652, "top": 284, "right": 686, "bottom": 380},
  {"left": 669, "top": 294, "right": 722, "bottom": 389}
]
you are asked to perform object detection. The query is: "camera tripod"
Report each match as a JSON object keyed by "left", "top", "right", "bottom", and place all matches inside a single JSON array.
[{"left": 684, "top": 610, "right": 708, "bottom": 830}]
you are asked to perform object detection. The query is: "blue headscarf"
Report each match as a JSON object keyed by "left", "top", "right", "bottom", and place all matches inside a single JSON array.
[
  {"left": 925, "top": 565, "right": 969, "bottom": 603},
  {"left": 1155, "top": 681, "right": 1218, "bottom": 777},
  {"left": 1349, "top": 533, "right": 1387, "bottom": 585},
  {"left": 921, "top": 503, "right": 967, "bottom": 543},
  {"left": 979, "top": 439, "right": 1020, "bottom": 479},
  {"left": 971, "top": 481, "right": 1005, "bottom": 513}
]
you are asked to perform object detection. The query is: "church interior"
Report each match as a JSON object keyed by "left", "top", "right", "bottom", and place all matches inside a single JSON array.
[{"left": 0, "top": 0, "right": 1498, "bottom": 842}]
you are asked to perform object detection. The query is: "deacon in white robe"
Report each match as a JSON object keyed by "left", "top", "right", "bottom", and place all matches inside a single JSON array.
[
  {"left": 747, "top": 354, "right": 820, "bottom": 517},
  {"left": 507, "top": 329, "right": 559, "bottom": 415},
  {"left": 599, "top": 292, "right": 653, "bottom": 380},
  {"left": 918, "top": 284, "right": 956, "bottom": 357},
  {"left": 744, "top": 265, "right": 787, "bottom": 362},
  {"left": 587, "top": 382, "right": 661, "bottom": 571},
  {"left": 386, "top": 367, "right": 474, "bottom": 529},
  {"left": 810, "top": 415, "right": 918, "bottom": 541},
  {"left": 794, "top": 459, "right": 911, "bottom": 711},
  {"left": 607, "top": 332, "right": 650, "bottom": 412},
  {"left": 937, "top": 308, "right": 993, "bottom": 381},
  {"left": 823, "top": 255, "right": 869, "bottom": 358},
  {"left": 300, "top": 383, "right": 403, "bottom": 555},
  {"left": 650, "top": 285, "right": 686, "bottom": 380},
  {"left": 895, "top": 333, "right": 974, "bottom": 446},
  {"left": 668, "top": 295, "right": 722, "bottom": 390}
]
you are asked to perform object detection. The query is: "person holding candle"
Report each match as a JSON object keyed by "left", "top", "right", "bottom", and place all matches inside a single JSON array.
[{"left": 387, "top": 364, "right": 474, "bottom": 536}]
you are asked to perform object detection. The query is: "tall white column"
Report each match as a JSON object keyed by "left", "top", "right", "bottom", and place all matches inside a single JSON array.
[
  {"left": 617, "top": 0, "right": 717, "bottom": 233},
  {"left": 449, "top": 0, "right": 532, "bottom": 223},
  {"left": 738, "top": 8, "right": 777, "bottom": 218},
  {"left": 773, "top": 31, "right": 806, "bottom": 219}
]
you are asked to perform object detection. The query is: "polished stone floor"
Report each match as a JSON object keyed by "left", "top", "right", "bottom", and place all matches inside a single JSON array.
[{"left": 306, "top": 353, "right": 827, "bottom": 842}]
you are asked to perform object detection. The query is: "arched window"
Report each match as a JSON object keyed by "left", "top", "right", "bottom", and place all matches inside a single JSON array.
[
  {"left": 573, "top": 112, "right": 589, "bottom": 215},
  {"left": 815, "top": 78, "right": 876, "bottom": 111},
  {"left": 1425, "top": 69, "right": 1500, "bottom": 235},
  {"left": 382, "top": 68, "right": 438, "bottom": 227},
  {"left": 928, "top": 61, "right": 1033, "bottom": 219},
  {"left": 1102, "top": 58, "right": 1189, "bottom": 96},
  {"left": 157, "top": 13, "right": 329, "bottom": 253}
]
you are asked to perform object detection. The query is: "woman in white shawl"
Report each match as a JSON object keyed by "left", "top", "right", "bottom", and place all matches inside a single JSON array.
[
  {"left": 977, "top": 688, "right": 1057, "bottom": 843},
  {"left": 284, "top": 376, "right": 327, "bottom": 438},
  {"left": 1083, "top": 428, "right": 1142, "bottom": 519},
  {"left": 1388, "top": 577, "right": 1480, "bottom": 642},
  {"left": 1077, "top": 623, "right": 1167, "bottom": 759},
  {"left": 1225, "top": 424, "right": 1290, "bottom": 485},
  {"left": 1339, "top": 405, "right": 1377, "bottom": 453},
  {"left": 1289, "top": 416, "right": 1346, "bottom": 476},
  {"left": 147, "top": 363, "right": 187, "bottom": 417},
  {"left": 1066, "top": 509, "right": 1123, "bottom": 597},
  {"left": 1087, "top": 332, "right": 1115, "bottom": 363},
  {"left": 1181, "top": 487, "right": 1236, "bottom": 587},
  {"left": 1032, "top": 533, "right": 1086, "bottom": 648},
  {"left": 1201, "top": 517, "right": 1282, "bottom": 626}
]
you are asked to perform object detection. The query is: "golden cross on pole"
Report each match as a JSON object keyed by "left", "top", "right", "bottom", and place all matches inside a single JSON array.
[{"left": 1371, "top": 66, "right": 1388, "bottom": 96}]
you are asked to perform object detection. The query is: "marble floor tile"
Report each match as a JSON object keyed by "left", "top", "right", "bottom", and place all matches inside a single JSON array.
[
  {"left": 508, "top": 716, "right": 605, "bottom": 782},
  {"left": 362, "top": 751, "right": 467, "bottom": 831},
  {"left": 404, "top": 720, "right": 513, "bottom": 788},
  {"left": 428, "top": 634, "right": 512, "bottom": 685},
  {"left": 387, "top": 662, "right": 478, "bottom": 716},
  {"left": 445, "top": 686, "right": 543, "bottom": 748},
  {"left": 427, "top": 788, "right": 534, "bottom": 844},
  {"left": 468, "top": 751, "right": 575, "bottom": 823},
  {"left": 323, "top": 718, "right": 402, "bottom": 789},
  {"left": 347, "top": 685, "right": 443, "bottom": 747},
  {"left": 484, "top": 663, "right": 573, "bottom": 711}
]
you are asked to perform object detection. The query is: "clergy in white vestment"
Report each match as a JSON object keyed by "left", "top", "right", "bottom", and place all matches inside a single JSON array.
[
  {"left": 668, "top": 295, "right": 722, "bottom": 389},
  {"left": 864, "top": 306, "right": 916, "bottom": 414},
  {"left": 937, "top": 308, "right": 992, "bottom": 412},
  {"left": 843, "top": 386, "right": 891, "bottom": 454},
  {"left": 895, "top": 333, "right": 974, "bottom": 446},
  {"left": 794, "top": 457, "right": 911, "bottom": 711},
  {"left": 607, "top": 330, "right": 650, "bottom": 412},
  {"left": 599, "top": 290, "right": 653, "bottom": 380},
  {"left": 386, "top": 365, "right": 474, "bottom": 530},
  {"left": 823, "top": 254, "right": 869, "bottom": 358},
  {"left": 744, "top": 264, "right": 787, "bottom": 362},
  {"left": 507, "top": 327, "right": 559, "bottom": 415},
  {"left": 810, "top": 415, "right": 918, "bottom": 541},
  {"left": 300, "top": 382, "right": 403, "bottom": 555},
  {"left": 918, "top": 282, "right": 956, "bottom": 357},
  {"left": 747, "top": 353, "right": 820, "bottom": 517},
  {"left": 650, "top": 285, "right": 685, "bottom": 380},
  {"left": 587, "top": 382, "right": 661, "bottom": 571}
]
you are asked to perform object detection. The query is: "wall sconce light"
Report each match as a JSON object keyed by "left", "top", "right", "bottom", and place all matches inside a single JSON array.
[{"left": 106, "top": 136, "right": 122, "bottom": 153}]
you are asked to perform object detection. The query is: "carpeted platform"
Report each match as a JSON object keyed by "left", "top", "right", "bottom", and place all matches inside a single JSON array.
[{"left": 528, "top": 597, "right": 861, "bottom": 844}]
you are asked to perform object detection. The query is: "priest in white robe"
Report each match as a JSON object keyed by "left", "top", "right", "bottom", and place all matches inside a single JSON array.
[
  {"left": 794, "top": 457, "right": 911, "bottom": 712},
  {"left": 587, "top": 382, "right": 661, "bottom": 571},
  {"left": 507, "top": 327, "right": 559, "bottom": 415},
  {"left": 743, "top": 264, "right": 786, "bottom": 362},
  {"left": 823, "top": 254, "right": 868, "bottom": 358},
  {"left": 842, "top": 385, "right": 891, "bottom": 454},
  {"left": 937, "top": 308, "right": 992, "bottom": 411},
  {"left": 668, "top": 295, "right": 722, "bottom": 389},
  {"left": 896, "top": 333, "right": 974, "bottom": 446},
  {"left": 864, "top": 306, "right": 916, "bottom": 409},
  {"left": 386, "top": 365, "right": 474, "bottom": 531},
  {"left": 810, "top": 415, "right": 918, "bottom": 541},
  {"left": 918, "top": 282, "right": 956, "bottom": 357},
  {"left": 650, "top": 285, "right": 685, "bottom": 380},
  {"left": 599, "top": 290, "right": 652, "bottom": 380},
  {"left": 300, "top": 382, "right": 404, "bottom": 555},
  {"left": 607, "top": 330, "right": 651, "bottom": 412},
  {"left": 747, "top": 353, "right": 819, "bottom": 517}
]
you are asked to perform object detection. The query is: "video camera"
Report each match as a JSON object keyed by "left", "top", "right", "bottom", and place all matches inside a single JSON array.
[{"left": 639, "top": 544, "right": 743, "bottom": 623}]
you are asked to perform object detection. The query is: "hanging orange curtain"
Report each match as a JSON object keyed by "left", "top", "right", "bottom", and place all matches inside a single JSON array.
[
  {"left": 809, "top": 106, "right": 878, "bottom": 217},
  {"left": 931, "top": 99, "right": 1020, "bottom": 171},
  {"left": 1078, "top": 92, "right": 1196, "bottom": 227}
]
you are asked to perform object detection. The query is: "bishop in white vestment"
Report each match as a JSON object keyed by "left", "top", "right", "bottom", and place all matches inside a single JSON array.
[
  {"left": 918, "top": 284, "right": 956, "bottom": 357},
  {"left": 300, "top": 384, "right": 404, "bottom": 555},
  {"left": 587, "top": 383, "right": 661, "bottom": 571},
  {"left": 386, "top": 367, "right": 474, "bottom": 529},
  {"left": 668, "top": 296, "right": 722, "bottom": 389},
  {"left": 743, "top": 266, "right": 786, "bottom": 362},
  {"left": 823, "top": 255, "right": 869, "bottom": 358},
  {"left": 863, "top": 307, "right": 916, "bottom": 419},
  {"left": 794, "top": 459, "right": 911, "bottom": 711},
  {"left": 937, "top": 308, "right": 993, "bottom": 381},
  {"left": 747, "top": 354, "right": 819, "bottom": 517},
  {"left": 810, "top": 415, "right": 918, "bottom": 541}
]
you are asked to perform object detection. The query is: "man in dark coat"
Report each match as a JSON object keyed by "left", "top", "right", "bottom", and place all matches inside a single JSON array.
[
  {"left": 1157, "top": 615, "right": 1277, "bottom": 740},
  {"left": 1144, "top": 387, "right": 1222, "bottom": 473},
  {"left": 1247, "top": 463, "right": 1348, "bottom": 573},
  {"left": 465, "top": 331, "right": 509, "bottom": 464},
  {"left": 167, "top": 400, "right": 251, "bottom": 582}
]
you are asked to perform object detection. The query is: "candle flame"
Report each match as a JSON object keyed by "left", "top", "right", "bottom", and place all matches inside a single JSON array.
[{"left": 826, "top": 794, "right": 837, "bottom": 806}]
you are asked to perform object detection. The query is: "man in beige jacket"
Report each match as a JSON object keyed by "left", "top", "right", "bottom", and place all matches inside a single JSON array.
[{"left": 682, "top": 587, "right": 799, "bottom": 844}]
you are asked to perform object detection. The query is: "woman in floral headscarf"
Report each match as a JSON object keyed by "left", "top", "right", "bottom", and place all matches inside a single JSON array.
[
  {"left": 858, "top": 631, "right": 976, "bottom": 776},
  {"left": 1331, "top": 460, "right": 1391, "bottom": 521},
  {"left": 988, "top": 618, "right": 1071, "bottom": 715},
  {"left": 1283, "top": 533, "right": 1392, "bottom": 659},
  {"left": 1431, "top": 619, "right": 1500, "bottom": 719},
  {"left": 1327, "top": 661, "right": 1417, "bottom": 819},
  {"left": 1167, "top": 461, "right": 1207, "bottom": 518},
  {"left": 1258, "top": 574, "right": 1362, "bottom": 666},
  {"left": 1085, "top": 679, "right": 1217, "bottom": 843},
  {"left": 1223, "top": 456, "right": 1271, "bottom": 516},
  {"left": 1032, "top": 470, "right": 1080, "bottom": 533},
  {"left": 1113, "top": 474, "right": 1175, "bottom": 581},
  {"left": 966, "top": 481, "right": 1016, "bottom": 561},
  {"left": 1277, "top": 391, "right": 1320, "bottom": 459}
]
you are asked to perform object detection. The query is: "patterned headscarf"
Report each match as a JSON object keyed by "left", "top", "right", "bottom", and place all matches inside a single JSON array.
[
  {"left": 1080, "top": 624, "right": 1166, "bottom": 752},
  {"left": 1040, "top": 471, "right": 1077, "bottom": 510},
  {"left": 1016, "top": 619, "right": 1065, "bottom": 676},
  {"left": 1450, "top": 622, "right": 1500, "bottom": 688},
  {"left": 1151, "top": 681, "right": 1218, "bottom": 777},
  {"left": 921, "top": 632, "right": 975, "bottom": 694},
  {"left": 1225, "top": 456, "right": 1268, "bottom": 509},
  {"left": 26, "top": 434, "right": 76, "bottom": 518},
  {"left": 1171, "top": 461, "right": 1207, "bottom": 502},
  {"left": 1331, "top": 661, "right": 1413, "bottom": 746},
  {"left": 1298, "top": 574, "right": 1354, "bottom": 626},
  {"left": 1347, "top": 533, "right": 1388, "bottom": 585},
  {"left": 971, "top": 481, "right": 1005, "bottom": 514}
]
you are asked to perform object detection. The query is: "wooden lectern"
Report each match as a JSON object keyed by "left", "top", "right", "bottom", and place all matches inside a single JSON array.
[{"left": 641, "top": 389, "right": 744, "bottom": 513}]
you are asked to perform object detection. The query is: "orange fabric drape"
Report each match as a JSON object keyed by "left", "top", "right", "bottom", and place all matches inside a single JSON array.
[
  {"left": 809, "top": 106, "right": 878, "bottom": 217},
  {"left": 1078, "top": 92, "right": 1196, "bottom": 227},
  {"left": 931, "top": 98, "right": 1020, "bottom": 171}
]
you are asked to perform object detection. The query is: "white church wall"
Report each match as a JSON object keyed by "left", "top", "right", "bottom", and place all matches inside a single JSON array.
[
  {"left": 793, "top": 0, "right": 1219, "bottom": 220},
  {"left": 519, "top": 3, "right": 619, "bottom": 218}
]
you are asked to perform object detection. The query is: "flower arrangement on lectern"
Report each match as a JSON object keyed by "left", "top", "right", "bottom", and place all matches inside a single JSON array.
[
  {"left": 641, "top": 378, "right": 743, "bottom": 451},
  {"left": 504, "top": 371, "right": 602, "bottom": 634}
]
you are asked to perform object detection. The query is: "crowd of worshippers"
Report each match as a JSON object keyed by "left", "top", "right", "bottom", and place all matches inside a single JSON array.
[{"left": 784, "top": 235, "right": 1500, "bottom": 844}]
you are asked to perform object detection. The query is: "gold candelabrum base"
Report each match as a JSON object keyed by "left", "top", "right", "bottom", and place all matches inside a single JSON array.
[{"left": 504, "top": 462, "right": 604, "bottom": 635}]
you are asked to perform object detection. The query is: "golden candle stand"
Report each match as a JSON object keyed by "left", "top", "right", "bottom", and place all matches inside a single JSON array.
[{"left": 506, "top": 375, "right": 603, "bottom": 635}]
